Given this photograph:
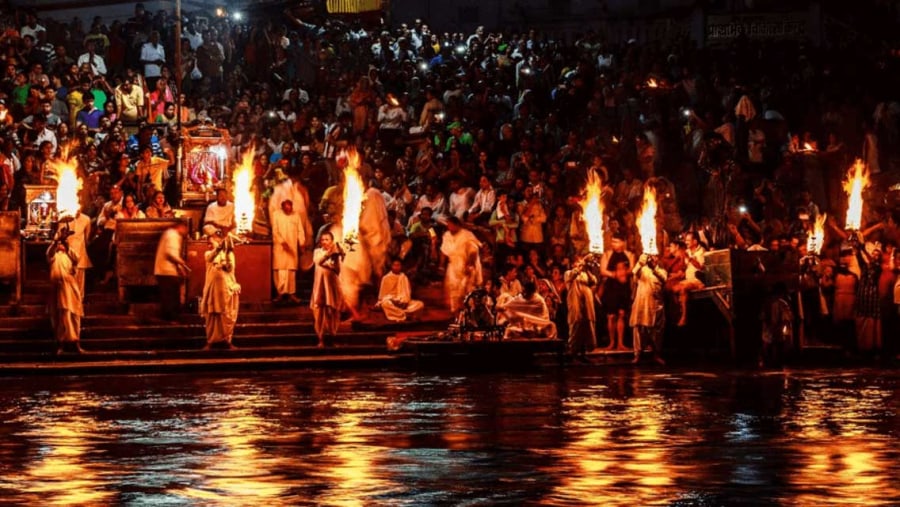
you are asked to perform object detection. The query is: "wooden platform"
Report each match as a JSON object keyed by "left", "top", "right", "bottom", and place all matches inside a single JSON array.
[{"left": 400, "top": 338, "right": 566, "bottom": 368}]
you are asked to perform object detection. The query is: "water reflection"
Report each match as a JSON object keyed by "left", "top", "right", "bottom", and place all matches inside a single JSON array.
[
  {"left": 4, "top": 391, "right": 117, "bottom": 505},
  {"left": 0, "top": 369, "right": 897, "bottom": 505}
]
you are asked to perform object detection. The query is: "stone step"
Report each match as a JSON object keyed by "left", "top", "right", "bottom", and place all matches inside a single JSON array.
[
  {"left": 0, "top": 327, "right": 414, "bottom": 352},
  {"left": 0, "top": 353, "right": 406, "bottom": 375},
  {"left": 0, "top": 344, "right": 390, "bottom": 363}
]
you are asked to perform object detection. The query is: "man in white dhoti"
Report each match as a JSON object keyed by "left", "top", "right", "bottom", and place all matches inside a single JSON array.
[
  {"left": 440, "top": 216, "right": 483, "bottom": 313},
  {"left": 202, "top": 188, "right": 235, "bottom": 237},
  {"left": 311, "top": 231, "right": 343, "bottom": 347},
  {"left": 268, "top": 176, "right": 314, "bottom": 269},
  {"left": 65, "top": 211, "right": 92, "bottom": 297},
  {"left": 47, "top": 232, "right": 84, "bottom": 354},
  {"left": 630, "top": 254, "right": 667, "bottom": 364},
  {"left": 271, "top": 200, "right": 303, "bottom": 303},
  {"left": 375, "top": 258, "right": 424, "bottom": 321},
  {"left": 200, "top": 235, "right": 240, "bottom": 350},
  {"left": 565, "top": 255, "right": 599, "bottom": 361},
  {"left": 498, "top": 280, "right": 557, "bottom": 340}
]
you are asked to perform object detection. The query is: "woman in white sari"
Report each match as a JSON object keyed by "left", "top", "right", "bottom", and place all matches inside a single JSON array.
[{"left": 200, "top": 235, "right": 240, "bottom": 350}]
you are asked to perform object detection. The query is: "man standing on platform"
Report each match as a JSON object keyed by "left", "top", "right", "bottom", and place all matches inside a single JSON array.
[
  {"left": 565, "top": 254, "right": 598, "bottom": 362},
  {"left": 440, "top": 216, "right": 482, "bottom": 314},
  {"left": 271, "top": 199, "right": 303, "bottom": 303},
  {"left": 153, "top": 221, "right": 189, "bottom": 321},
  {"left": 311, "top": 231, "right": 343, "bottom": 348},
  {"left": 47, "top": 230, "right": 84, "bottom": 354},
  {"left": 630, "top": 253, "right": 668, "bottom": 364},
  {"left": 200, "top": 234, "right": 240, "bottom": 350},
  {"left": 203, "top": 188, "right": 235, "bottom": 237},
  {"left": 66, "top": 211, "right": 92, "bottom": 297},
  {"left": 375, "top": 258, "right": 424, "bottom": 321}
]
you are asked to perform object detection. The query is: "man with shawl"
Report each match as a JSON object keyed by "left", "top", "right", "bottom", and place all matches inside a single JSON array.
[
  {"left": 200, "top": 234, "right": 240, "bottom": 350},
  {"left": 311, "top": 231, "right": 343, "bottom": 347},
  {"left": 630, "top": 253, "right": 668, "bottom": 364},
  {"left": 47, "top": 231, "right": 84, "bottom": 354}
]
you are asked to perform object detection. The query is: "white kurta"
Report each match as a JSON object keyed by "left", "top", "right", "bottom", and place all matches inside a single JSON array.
[
  {"left": 440, "top": 228, "right": 483, "bottom": 312},
  {"left": 376, "top": 272, "right": 424, "bottom": 321},
  {"left": 271, "top": 208, "right": 301, "bottom": 296},
  {"left": 268, "top": 179, "right": 313, "bottom": 265},
  {"left": 360, "top": 188, "right": 391, "bottom": 278},
  {"left": 199, "top": 249, "right": 240, "bottom": 344},
  {"left": 48, "top": 250, "right": 83, "bottom": 343}
]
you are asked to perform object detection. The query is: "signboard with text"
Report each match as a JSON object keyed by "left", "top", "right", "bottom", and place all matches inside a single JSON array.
[{"left": 706, "top": 13, "right": 808, "bottom": 44}]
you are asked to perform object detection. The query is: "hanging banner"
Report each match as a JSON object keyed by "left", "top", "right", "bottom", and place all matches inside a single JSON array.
[
  {"left": 706, "top": 13, "right": 807, "bottom": 44},
  {"left": 326, "top": 0, "right": 382, "bottom": 14}
]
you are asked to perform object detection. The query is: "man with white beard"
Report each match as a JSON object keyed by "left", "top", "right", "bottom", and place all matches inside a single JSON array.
[{"left": 270, "top": 200, "right": 303, "bottom": 303}]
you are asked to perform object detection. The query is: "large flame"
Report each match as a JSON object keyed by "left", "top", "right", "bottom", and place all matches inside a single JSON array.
[
  {"left": 637, "top": 185, "right": 659, "bottom": 256},
  {"left": 232, "top": 148, "right": 256, "bottom": 235},
  {"left": 339, "top": 149, "right": 365, "bottom": 245},
  {"left": 581, "top": 169, "right": 605, "bottom": 254},
  {"left": 806, "top": 213, "right": 827, "bottom": 255},
  {"left": 646, "top": 78, "right": 659, "bottom": 88},
  {"left": 49, "top": 159, "right": 81, "bottom": 220},
  {"left": 843, "top": 159, "right": 869, "bottom": 231}
]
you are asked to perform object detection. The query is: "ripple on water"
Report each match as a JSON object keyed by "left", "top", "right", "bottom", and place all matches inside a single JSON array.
[{"left": 0, "top": 369, "right": 897, "bottom": 505}]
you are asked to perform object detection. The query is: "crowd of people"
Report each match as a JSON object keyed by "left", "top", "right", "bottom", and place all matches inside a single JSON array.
[{"left": 4, "top": 4, "right": 899, "bottom": 362}]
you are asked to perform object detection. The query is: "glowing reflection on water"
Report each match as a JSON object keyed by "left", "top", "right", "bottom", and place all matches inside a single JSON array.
[{"left": 0, "top": 369, "right": 897, "bottom": 505}]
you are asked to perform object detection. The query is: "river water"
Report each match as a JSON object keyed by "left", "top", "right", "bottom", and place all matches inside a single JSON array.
[{"left": 0, "top": 367, "right": 898, "bottom": 506}]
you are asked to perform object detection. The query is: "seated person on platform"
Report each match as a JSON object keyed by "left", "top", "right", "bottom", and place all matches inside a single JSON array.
[
  {"left": 674, "top": 231, "right": 706, "bottom": 326},
  {"left": 374, "top": 258, "right": 424, "bottom": 321},
  {"left": 497, "top": 265, "right": 523, "bottom": 306},
  {"left": 203, "top": 187, "right": 235, "bottom": 237},
  {"left": 497, "top": 280, "right": 557, "bottom": 340}
]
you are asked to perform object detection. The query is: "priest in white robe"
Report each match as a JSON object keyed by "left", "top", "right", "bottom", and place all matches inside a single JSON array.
[
  {"left": 200, "top": 235, "right": 240, "bottom": 350},
  {"left": 271, "top": 199, "right": 303, "bottom": 302},
  {"left": 375, "top": 258, "right": 424, "bottom": 321},
  {"left": 268, "top": 176, "right": 314, "bottom": 269},
  {"left": 498, "top": 280, "right": 557, "bottom": 339},
  {"left": 47, "top": 234, "right": 84, "bottom": 354},
  {"left": 440, "top": 216, "right": 483, "bottom": 313}
]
